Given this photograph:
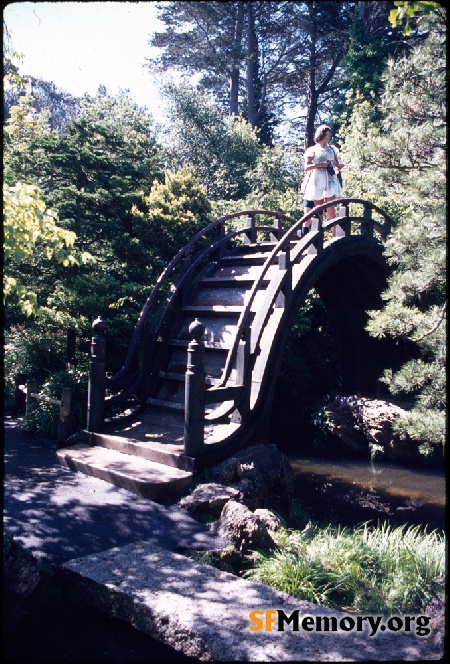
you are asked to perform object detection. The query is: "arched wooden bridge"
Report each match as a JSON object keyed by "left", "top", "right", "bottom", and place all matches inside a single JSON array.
[{"left": 58, "top": 199, "right": 396, "bottom": 498}]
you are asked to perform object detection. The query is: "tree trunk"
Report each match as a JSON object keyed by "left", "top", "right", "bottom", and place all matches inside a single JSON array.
[
  {"left": 246, "top": 1, "right": 257, "bottom": 128},
  {"left": 230, "top": 2, "right": 245, "bottom": 116},
  {"left": 304, "top": 6, "right": 317, "bottom": 150}
]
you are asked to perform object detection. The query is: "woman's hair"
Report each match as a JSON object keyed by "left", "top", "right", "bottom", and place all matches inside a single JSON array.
[{"left": 314, "top": 124, "right": 332, "bottom": 142}]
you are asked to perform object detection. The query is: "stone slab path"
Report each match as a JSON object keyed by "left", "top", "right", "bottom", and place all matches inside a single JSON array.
[{"left": 62, "top": 541, "right": 441, "bottom": 661}]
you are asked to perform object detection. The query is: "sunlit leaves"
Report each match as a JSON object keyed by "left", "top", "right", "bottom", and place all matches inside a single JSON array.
[
  {"left": 3, "top": 183, "right": 94, "bottom": 315},
  {"left": 388, "top": 1, "right": 440, "bottom": 36}
]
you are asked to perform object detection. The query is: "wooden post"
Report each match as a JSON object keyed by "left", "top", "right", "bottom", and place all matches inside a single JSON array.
[
  {"left": 271, "top": 216, "right": 283, "bottom": 242},
  {"left": 244, "top": 213, "right": 256, "bottom": 244},
  {"left": 216, "top": 221, "right": 226, "bottom": 258},
  {"left": 231, "top": 330, "right": 251, "bottom": 423},
  {"left": 362, "top": 204, "right": 374, "bottom": 237},
  {"left": 26, "top": 379, "right": 37, "bottom": 415},
  {"left": 338, "top": 204, "right": 351, "bottom": 237},
  {"left": 87, "top": 317, "right": 106, "bottom": 432},
  {"left": 57, "top": 387, "right": 72, "bottom": 446},
  {"left": 184, "top": 319, "right": 205, "bottom": 457},
  {"left": 310, "top": 216, "right": 323, "bottom": 254},
  {"left": 276, "top": 245, "right": 291, "bottom": 308}
]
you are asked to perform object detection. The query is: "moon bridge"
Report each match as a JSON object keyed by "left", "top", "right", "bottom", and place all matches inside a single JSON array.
[{"left": 57, "top": 199, "right": 396, "bottom": 497}]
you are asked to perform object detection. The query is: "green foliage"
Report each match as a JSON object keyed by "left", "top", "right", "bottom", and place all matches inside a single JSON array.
[
  {"left": 3, "top": 183, "right": 93, "bottom": 316},
  {"left": 210, "top": 142, "right": 304, "bottom": 219},
  {"left": 3, "top": 87, "right": 165, "bottom": 377},
  {"left": 389, "top": 1, "right": 441, "bottom": 36},
  {"left": 340, "top": 9, "right": 446, "bottom": 451},
  {"left": 132, "top": 166, "right": 212, "bottom": 268},
  {"left": 332, "top": 9, "right": 388, "bottom": 138},
  {"left": 269, "top": 291, "right": 339, "bottom": 450},
  {"left": 4, "top": 325, "right": 68, "bottom": 389},
  {"left": 24, "top": 366, "right": 89, "bottom": 439},
  {"left": 245, "top": 522, "right": 445, "bottom": 613},
  {"left": 163, "top": 83, "right": 262, "bottom": 200}
]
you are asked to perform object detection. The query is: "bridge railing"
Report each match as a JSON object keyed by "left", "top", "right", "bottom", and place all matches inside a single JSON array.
[
  {"left": 207, "top": 198, "right": 393, "bottom": 417},
  {"left": 105, "top": 210, "right": 298, "bottom": 406}
]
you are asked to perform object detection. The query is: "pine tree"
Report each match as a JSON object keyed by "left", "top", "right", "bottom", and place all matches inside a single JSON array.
[{"left": 344, "top": 7, "right": 446, "bottom": 455}]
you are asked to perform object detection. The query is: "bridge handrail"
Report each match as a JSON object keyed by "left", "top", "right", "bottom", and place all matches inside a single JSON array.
[
  {"left": 211, "top": 197, "right": 392, "bottom": 391},
  {"left": 107, "top": 209, "right": 298, "bottom": 389}
]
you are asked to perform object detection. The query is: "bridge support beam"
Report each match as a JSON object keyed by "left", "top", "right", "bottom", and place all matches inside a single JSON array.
[{"left": 184, "top": 319, "right": 206, "bottom": 457}]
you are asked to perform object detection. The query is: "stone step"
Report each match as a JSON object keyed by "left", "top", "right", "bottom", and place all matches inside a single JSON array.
[
  {"left": 56, "top": 443, "right": 193, "bottom": 499},
  {"left": 84, "top": 430, "right": 194, "bottom": 472}
]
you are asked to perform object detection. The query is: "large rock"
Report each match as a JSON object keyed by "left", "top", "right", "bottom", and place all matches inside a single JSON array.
[
  {"left": 227, "top": 443, "right": 295, "bottom": 513},
  {"left": 182, "top": 444, "right": 295, "bottom": 518},
  {"left": 212, "top": 500, "right": 276, "bottom": 553},
  {"left": 316, "top": 396, "right": 422, "bottom": 463},
  {"left": 180, "top": 483, "right": 240, "bottom": 517},
  {"left": 254, "top": 508, "right": 286, "bottom": 532}
]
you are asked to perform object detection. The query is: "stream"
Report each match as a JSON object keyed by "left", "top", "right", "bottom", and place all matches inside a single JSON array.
[{"left": 289, "top": 455, "right": 446, "bottom": 532}]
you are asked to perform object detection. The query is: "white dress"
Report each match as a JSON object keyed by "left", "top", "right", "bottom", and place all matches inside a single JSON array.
[{"left": 303, "top": 144, "right": 342, "bottom": 201}]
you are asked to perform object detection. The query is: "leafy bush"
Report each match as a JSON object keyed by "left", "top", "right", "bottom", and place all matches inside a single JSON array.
[
  {"left": 4, "top": 325, "right": 68, "bottom": 393},
  {"left": 23, "top": 366, "right": 89, "bottom": 439}
]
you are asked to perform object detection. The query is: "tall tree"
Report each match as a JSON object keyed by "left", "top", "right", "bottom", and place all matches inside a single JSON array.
[
  {"left": 148, "top": 1, "right": 356, "bottom": 146},
  {"left": 331, "top": 6, "right": 389, "bottom": 139},
  {"left": 343, "top": 4, "right": 446, "bottom": 453},
  {"left": 5, "top": 88, "right": 162, "bottom": 264}
]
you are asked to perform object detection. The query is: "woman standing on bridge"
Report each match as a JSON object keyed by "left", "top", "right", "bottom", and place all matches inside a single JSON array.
[{"left": 303, "top": 125, "right": 344, "bottom": 237}]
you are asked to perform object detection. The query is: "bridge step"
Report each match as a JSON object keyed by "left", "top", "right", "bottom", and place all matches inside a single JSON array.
[
  {"left": 159, "top": 371, "right": 219, "bottom": 386},
  {"left": 169, "top": 339, "right": 232, "bottom": 350},
  {"left": 147, "top": 397, "right": 185, "bottom": 412},
  {"left": 211, "top": 263, "right": 279, "bottom": 280},
  {"left": 56, "top": 443, "right": 193, "bottom": 499},
  {"left": 183, "top": 305, "right": 244, "bottom": 315},
  {"left": 201, "top": 276, "right": 269, "bottom": 286},
  {"left": 219, "top": 254, "right": 269, "bottom": 266}
]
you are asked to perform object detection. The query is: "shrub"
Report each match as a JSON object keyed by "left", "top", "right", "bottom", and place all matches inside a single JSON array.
[{"left": 23, "top": 366, "right": 89, "bottom": 439}]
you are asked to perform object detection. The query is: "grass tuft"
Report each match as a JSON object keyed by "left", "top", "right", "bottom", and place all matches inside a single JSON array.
[{"left": 244, "top": 521, "right": 445, "bottom": 613}]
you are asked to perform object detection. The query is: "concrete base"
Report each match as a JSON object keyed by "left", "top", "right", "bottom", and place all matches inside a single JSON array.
[
  {"left": 62, "top": 542, "right": 440, "bottom": 662},
  {"left": 56, "top": 444, "right": 193, "bottom": 499}
]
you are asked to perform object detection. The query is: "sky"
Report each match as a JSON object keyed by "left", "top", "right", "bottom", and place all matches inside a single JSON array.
[{"left": 4, "top": 1, "right": 169, "bottom": 122}]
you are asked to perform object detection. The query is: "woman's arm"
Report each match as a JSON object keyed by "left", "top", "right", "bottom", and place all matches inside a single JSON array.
[{"left": 305, "top": 150, "right": 329, "bottom": 172}]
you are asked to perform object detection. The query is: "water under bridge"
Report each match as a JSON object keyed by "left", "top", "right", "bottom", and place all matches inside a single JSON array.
[{"left": 57, "top": 198, "right": 402, "bottom": 498}]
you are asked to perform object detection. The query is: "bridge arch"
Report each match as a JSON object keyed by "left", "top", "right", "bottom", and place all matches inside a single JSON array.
[
  {"left": 256, "top": 236, "right": 397, "bottom": 449},
  {"left": 82, "top": 198, "right": 412, "bottom": 464}
]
